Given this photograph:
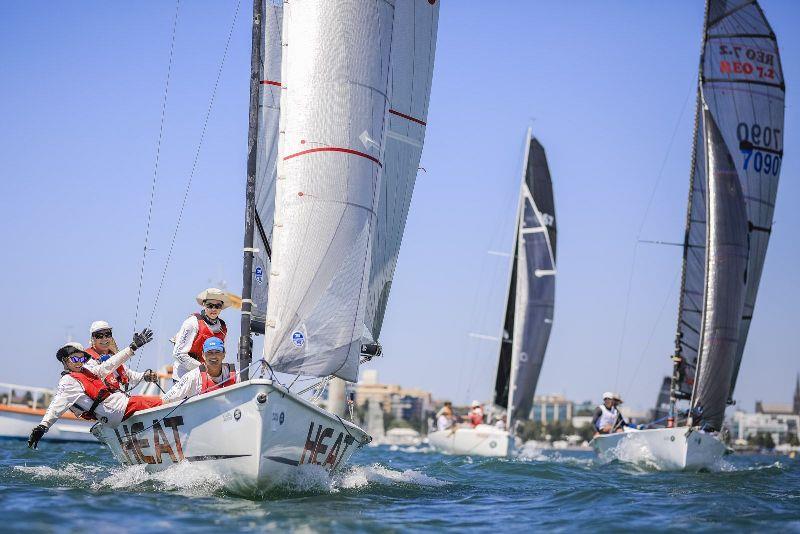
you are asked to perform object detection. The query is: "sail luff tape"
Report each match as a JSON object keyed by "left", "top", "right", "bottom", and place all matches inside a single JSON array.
[{"left": 243, "top": 247, "right": 260, "bottom": 253}]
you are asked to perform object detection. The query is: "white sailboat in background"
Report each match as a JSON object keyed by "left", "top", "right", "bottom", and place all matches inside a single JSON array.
[
  {"left": 429, "top": 129, "right": 557, "bottom": 457},
  {"left": 593, "top": 0, "right": 785, "bottom": 470},
  {"left": 95, "top": 0, "right": 439, "bottom": 493}
]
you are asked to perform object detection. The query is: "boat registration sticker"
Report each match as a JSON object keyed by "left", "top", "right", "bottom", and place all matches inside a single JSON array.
[{"left": 272, "top": 407, "right": 285, "bottom": 431}]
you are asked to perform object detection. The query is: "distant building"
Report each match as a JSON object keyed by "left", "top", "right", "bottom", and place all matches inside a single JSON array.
[
  {"left": 730, "top": 411, "right": 799, "bottom": 445},
  {"left": 531, "top": 395, "right": 573, "bottom": 424},
  {"left": 354, "top": 370, "right": 432, "bottom": 423}
]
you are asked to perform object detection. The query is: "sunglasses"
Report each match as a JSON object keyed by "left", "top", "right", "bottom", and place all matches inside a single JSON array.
[
  {"left": 204, "top": 302, "right": 224, "bottom": 310},
  {"left": 69, "top": 355, "right": 88, "bottom": 363},
  {"left": 92, "top": 331, "right": 113, "bottom": 339}
]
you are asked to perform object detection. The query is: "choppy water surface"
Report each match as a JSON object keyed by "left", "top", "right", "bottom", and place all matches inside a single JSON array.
[{"left": 2, "top": 439, "right": 798, "bottom": 532}]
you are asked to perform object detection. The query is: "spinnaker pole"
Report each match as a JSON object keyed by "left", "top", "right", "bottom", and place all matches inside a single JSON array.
[{"left": 238, "top": 0, "right": 263, "bottom": 380}]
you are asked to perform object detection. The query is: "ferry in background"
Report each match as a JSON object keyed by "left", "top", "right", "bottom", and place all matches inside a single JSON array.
[{"left": 0, "top": 382, "right": 96, "bottom": 443}]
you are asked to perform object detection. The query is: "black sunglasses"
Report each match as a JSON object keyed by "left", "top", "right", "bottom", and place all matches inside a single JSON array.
[
  {"left": 204, "top": 302, "right": 224, "bottom": 310},
  {"left": 92, "top": 331, "right": 113, "bottom": 339}
]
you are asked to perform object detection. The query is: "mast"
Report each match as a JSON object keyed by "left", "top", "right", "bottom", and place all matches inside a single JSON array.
[
  {"left": 669, "top": 0, "right": 710, "bottom": 421},
  {"left": 238, "top": 0, "right": 263, "bottom": 380}
]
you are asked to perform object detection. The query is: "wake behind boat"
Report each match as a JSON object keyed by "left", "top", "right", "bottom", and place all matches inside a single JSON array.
[
  {"left": 594, "top": 0, "right": 785, "bottom": 470},
  {"left": 429, "top": 128, "right": 557, "bottom": 458}
]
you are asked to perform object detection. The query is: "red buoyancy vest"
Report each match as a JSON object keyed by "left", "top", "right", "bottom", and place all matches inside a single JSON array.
[
  {"left": 188, "top": 313, "right": 227, "bottom": 363},
  {"left": 199, "top": 365, "right": 237, "bottom": 394},
  {"left": 68, "top": 368, "right": 120, "bottom": 420},
  {"left": 85, "top": 346, "right": 129, "bottom": 390}
]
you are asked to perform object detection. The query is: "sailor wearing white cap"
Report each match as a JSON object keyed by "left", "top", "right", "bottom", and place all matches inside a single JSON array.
[
  {"left": 85, "top": 320, "right": 156, "bottom": 391},
  {"left": 468, "top": 400, "right": 485, "bottom": 427},
  {"left": 592, "top": 391, "right": 622, "bottom": 435},
  {"left": 171, "top": 288, "right": 232, "bottom": 382}
]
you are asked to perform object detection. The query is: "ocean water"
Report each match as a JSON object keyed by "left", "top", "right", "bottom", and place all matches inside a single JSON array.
[{"left": 2, "top": 438, "right": 798, "bottom": 532}]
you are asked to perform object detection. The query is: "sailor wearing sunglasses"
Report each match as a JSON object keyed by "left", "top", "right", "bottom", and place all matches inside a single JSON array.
[
  {"left": 28, "top": 329, "right": 162, "bottom": 449},
  {"left": 171, "top": 288, "right": 231, "bottom": 382},
  {"left": 85, "top": 320, "right": 157, "bottom": 392}
]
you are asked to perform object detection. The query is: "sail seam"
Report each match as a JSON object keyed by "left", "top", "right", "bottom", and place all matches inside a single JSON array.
[{"left": 388, "top": 108, "right": 426, "bottom": 125}]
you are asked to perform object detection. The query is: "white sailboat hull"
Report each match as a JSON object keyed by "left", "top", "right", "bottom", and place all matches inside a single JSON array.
[
  {"left": 0, "top": 406, "right": 97, "bottom": 443},
  {"left": 428, "top": 425, "right": 515, "bottom": 458},
  {"left": 95, "top": 379, "right": 370, "bottom": 494},
  {"left": 591, "top": 426, "right": 727, "bottom": 470}
]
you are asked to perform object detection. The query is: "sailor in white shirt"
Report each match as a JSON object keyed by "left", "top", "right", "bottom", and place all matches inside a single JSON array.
[
  {"left": 171, "top": 288, "right": 231, "bottom": 382},
  {"left": 27, "top": 330, "right": 158, "bottom": 449},
  {"left": 163, "top": 337, "right": 237, "bottom": 403}
]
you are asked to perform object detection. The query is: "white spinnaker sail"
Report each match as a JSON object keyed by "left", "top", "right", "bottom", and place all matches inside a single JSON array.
[
  {"left": 364, "top": 0, "right": 439, "bottom": 339},
  {"left": 263, "top": 0, "right": 395, "bottom": 382},
  {"left": 251, "top": 0, "right": 283, "bottom": 332}
]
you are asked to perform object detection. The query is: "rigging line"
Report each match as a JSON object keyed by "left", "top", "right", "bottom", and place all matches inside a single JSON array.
[
  {"left": 133, "top": 0, "right": 181, "bottom": 332},
  {"left": 622, "top": 269, "right": 682, "bottom": 399},
  {"left": 612, "top": 80, "right": 694, "bottom": 390},
  {"left": 144, "top": 0, "right": 243, "bottom": 331}
]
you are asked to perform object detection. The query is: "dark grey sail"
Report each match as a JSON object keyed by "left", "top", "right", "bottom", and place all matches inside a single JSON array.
[
  {"left": 250, "top": 0, "right": 282, "bottom": 333},
  {"left": 690, "top": 108, "right": 749, "bottom": 431},
  {"left": 673, "top": 0, "right": 784, "bottom": 407},
  {"left": 653, "top": 376, "right": 672, "bottom": 423},
  {"left": 702, "top": 0, "right": 786, "bottom": 401},
  {"left": 493, "top": 131, "right": 557, "bottom": 424}
]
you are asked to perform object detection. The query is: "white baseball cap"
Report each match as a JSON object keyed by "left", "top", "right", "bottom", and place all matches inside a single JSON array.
[
  {"left": 471, "top": 400, "right": 481, "bottom": 408},
  {"left": 90, "top": 321, "right": 112, "bottom": 335}
]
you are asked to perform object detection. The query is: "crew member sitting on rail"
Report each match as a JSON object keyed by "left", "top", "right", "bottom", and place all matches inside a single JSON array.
[
  {"left": 27, "top": 330, "right": 161, "bottom": 449},
  {"left": 172, "top": 288, "right": 231, "bottom": 382},
  {"left": 85, "top": 320, "right": 156, "bottom": 392},
  {"left": 612, "top": 392, "right": 629, "bottom": 430},
  {"left": 468, "top": 400, "right": 484, "bottom": 428},
  {"left": 436, "top": 401, "right": 454, "bottom": 431},
  {"left": 592, "top": 391, "right": 623, "bottom": 435},
  {"left": 162, "top": 337, "right": 237, "bottom": 402}
]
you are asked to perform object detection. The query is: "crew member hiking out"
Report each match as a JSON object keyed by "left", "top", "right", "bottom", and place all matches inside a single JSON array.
[
  {"left": 163, "top": 337, "right": 237, "bottom": 402},
  {"left": 85, "top": 320, "right": 156, "bottom": 392},
  {"left": 171, "top": 288, "right": 231, "bottom": 382},
  {"left": 27, "top": 330, "right": 160, "bottom": 449},
  {"left": 592, "top": 391, "right": 623, "bottom": 435}
]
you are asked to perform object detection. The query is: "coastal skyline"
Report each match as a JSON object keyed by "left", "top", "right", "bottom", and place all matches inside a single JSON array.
[{"left": 1, "top": 1, "right": 798, "bottom": 414}]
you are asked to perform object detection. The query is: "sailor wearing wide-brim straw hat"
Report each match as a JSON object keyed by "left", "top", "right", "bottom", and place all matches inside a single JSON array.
[{"left": 171, "top": 288, "right": 230, "bottom": 383}]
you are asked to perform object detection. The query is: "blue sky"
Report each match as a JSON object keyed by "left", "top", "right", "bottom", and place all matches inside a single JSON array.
[{"left": 1, "top": 1, "right": 797, "bottom": 414}]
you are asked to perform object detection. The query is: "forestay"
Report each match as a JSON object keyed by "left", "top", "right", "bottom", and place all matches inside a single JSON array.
[
  {"left": 673, "top": 0, "right": 784, "bottom": 404},
  {"left": 364, "top": 0, "right": 440, "bottom": 340},
  {"left": 250, "top": 0, "right": 283, "bottom": 333},
  {"left": 494, "top": 132, "right": 557, "bottom": 424},
  {"left": 263, "top": 0, "right": 395, "bottom": 382}
]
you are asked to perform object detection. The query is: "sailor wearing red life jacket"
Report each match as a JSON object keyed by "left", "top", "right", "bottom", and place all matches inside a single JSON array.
[
  {"left": 171, "top": 288, "right": 231, "bottom": 382},
  {"left": 163, "top": 337, "right": 237, "bottom": 402},
  {"left": 27, "top": 330, "right": 163, "bottom": 449},
  {"left": 85, "top": 320, "right": 156, "bottom": 391}
]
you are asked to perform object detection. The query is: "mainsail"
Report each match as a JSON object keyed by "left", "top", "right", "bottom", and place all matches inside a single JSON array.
[
  {"left": 673, "top": 0, "right": 785, "bottom": 420},
  {"left": 250, "top": 0, "right": 283, "bottom": 333},
  {"left": 494, "top": 132, "right": 557, "bottom": 424},
  {"left": 364, "top": 0, "right": 440, "bottom": 340},
  {"left": 262, "top": 0, "right": 395, "bottom": 382}
]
